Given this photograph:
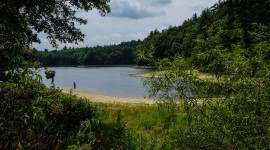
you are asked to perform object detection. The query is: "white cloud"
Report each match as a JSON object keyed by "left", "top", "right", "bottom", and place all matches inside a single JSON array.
[
  {"left": 33, "top": 0, "right": 219, "bottom": 50},
  {"left": 108, "top": 0, "right": 167, "bottom": 19}
]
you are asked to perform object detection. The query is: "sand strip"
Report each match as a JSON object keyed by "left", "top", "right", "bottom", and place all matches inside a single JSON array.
[{"left": 62, "top": 89, "right": 155, "bottom": 104}]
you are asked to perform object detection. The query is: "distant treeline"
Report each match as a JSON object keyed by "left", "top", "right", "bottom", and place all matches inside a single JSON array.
[{"left": 35, "top": 40, "right": 142, "bottom": 66}]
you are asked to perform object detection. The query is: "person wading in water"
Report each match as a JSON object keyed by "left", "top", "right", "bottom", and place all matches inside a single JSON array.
[{"left": 73, "top": 82, "right": 76, "bottom": 90}]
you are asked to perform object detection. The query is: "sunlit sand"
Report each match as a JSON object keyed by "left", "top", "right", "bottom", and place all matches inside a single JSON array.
[{"left": 62, "top": 89, "right": 155, "bottom": 104}]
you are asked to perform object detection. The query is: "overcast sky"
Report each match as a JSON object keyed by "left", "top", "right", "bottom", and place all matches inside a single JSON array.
[{"left": 33, "top": 0, "right": 219, "bottom": 50}]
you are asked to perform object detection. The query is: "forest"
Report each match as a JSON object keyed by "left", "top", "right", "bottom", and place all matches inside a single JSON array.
[
  {"left": 135, "top": 0, "right": 270, "bottom": 71},
  {"left": 35, "top": 40, "right": 141, "bottom": 66},
  {"left": 1, "top": 0, "right": 270, "bottom": 149}
]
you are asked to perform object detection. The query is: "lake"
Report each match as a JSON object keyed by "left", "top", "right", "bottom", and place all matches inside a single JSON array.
[{"left": 40, "top": 66, "right": 151, "bottom": 98}]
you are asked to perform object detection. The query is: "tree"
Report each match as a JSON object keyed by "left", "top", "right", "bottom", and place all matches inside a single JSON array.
[
  {"left": 63, "top": 46, "right": 67, "bottom": 50},
  {"left": 198, "top": 8, "right": 214, "bottom": 38},
  {"left": 0, "top": 0, "right": 110, "bottom": 80},
  {"left": 0, "top": 0, "right": 111, "bottom": 149},
  {"left": 0, "top": 0, "right": 110, "bottom": 47}
]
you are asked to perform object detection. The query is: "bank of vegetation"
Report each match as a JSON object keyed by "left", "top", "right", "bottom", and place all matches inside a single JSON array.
[{"left": 1, "top": 0, "right": 270, "bottom": 149}]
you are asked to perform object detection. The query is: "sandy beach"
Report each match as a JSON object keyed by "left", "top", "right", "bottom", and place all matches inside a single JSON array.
[{"left": 62, "top": 89, "right": 155, "bottom": 104}]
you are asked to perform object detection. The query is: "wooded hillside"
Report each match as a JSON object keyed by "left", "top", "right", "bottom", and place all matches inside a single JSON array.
[{"left": 135, "top": 0, "right": 270, "bottom": 74}]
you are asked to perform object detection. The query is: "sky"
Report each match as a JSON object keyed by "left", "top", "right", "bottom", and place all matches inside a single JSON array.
[{"left": 33, "top": 0, "right": 219, "bottom": 50}]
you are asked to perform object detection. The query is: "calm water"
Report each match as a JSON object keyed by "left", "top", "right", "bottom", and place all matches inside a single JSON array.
[{"left": 40, "top": 66, "right": 151, "bottom": 98}]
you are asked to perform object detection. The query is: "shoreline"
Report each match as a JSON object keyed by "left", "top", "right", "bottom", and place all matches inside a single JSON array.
[
  {"left": 129, "top": 72, "right": 154, "bottom": 78},
  {"left": 40, "top": 65, "right": 155, "bottom": 68},
  {"left": 62, "top": 89, "right": 156, "bottom": 104}
]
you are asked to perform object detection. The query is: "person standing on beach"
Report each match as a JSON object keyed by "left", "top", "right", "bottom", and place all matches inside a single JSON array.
[{"left": 73, "top": 82, "right": 76, "bottom": 89}]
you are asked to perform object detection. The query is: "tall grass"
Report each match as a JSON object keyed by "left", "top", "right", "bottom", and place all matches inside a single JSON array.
[{"left": 94, "top": 101, "right": 185, "bottom": 149}]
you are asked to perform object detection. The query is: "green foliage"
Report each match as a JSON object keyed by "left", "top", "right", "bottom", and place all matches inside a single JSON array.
[
  {"left": 133, "top": 1, "right": 270, "bottom": 149},
  {"left": 68, "top": 106, "right": 131, "bottom": 149},
  {"left": 1, "top": 83, "right": 132, "bottom": 149},
  {"left": 142, "top": 23, "right": 270, "bottom": 150},
  {"left": 0, "top": 82, "right": 83, "bottom": 149},
  {"left": 35, "top": 40, "right": 142, "bottom": 66},
  {"left": 0, "top": 0, "right": 110, "bottom": 48}
]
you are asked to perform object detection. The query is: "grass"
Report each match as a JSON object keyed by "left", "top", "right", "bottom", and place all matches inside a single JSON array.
[
  {"left": 94, "top": 102, "right": 184, "bottom": 137},
  {"left": 92, "top": 102, "right": 185, "bottom": 149}
]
